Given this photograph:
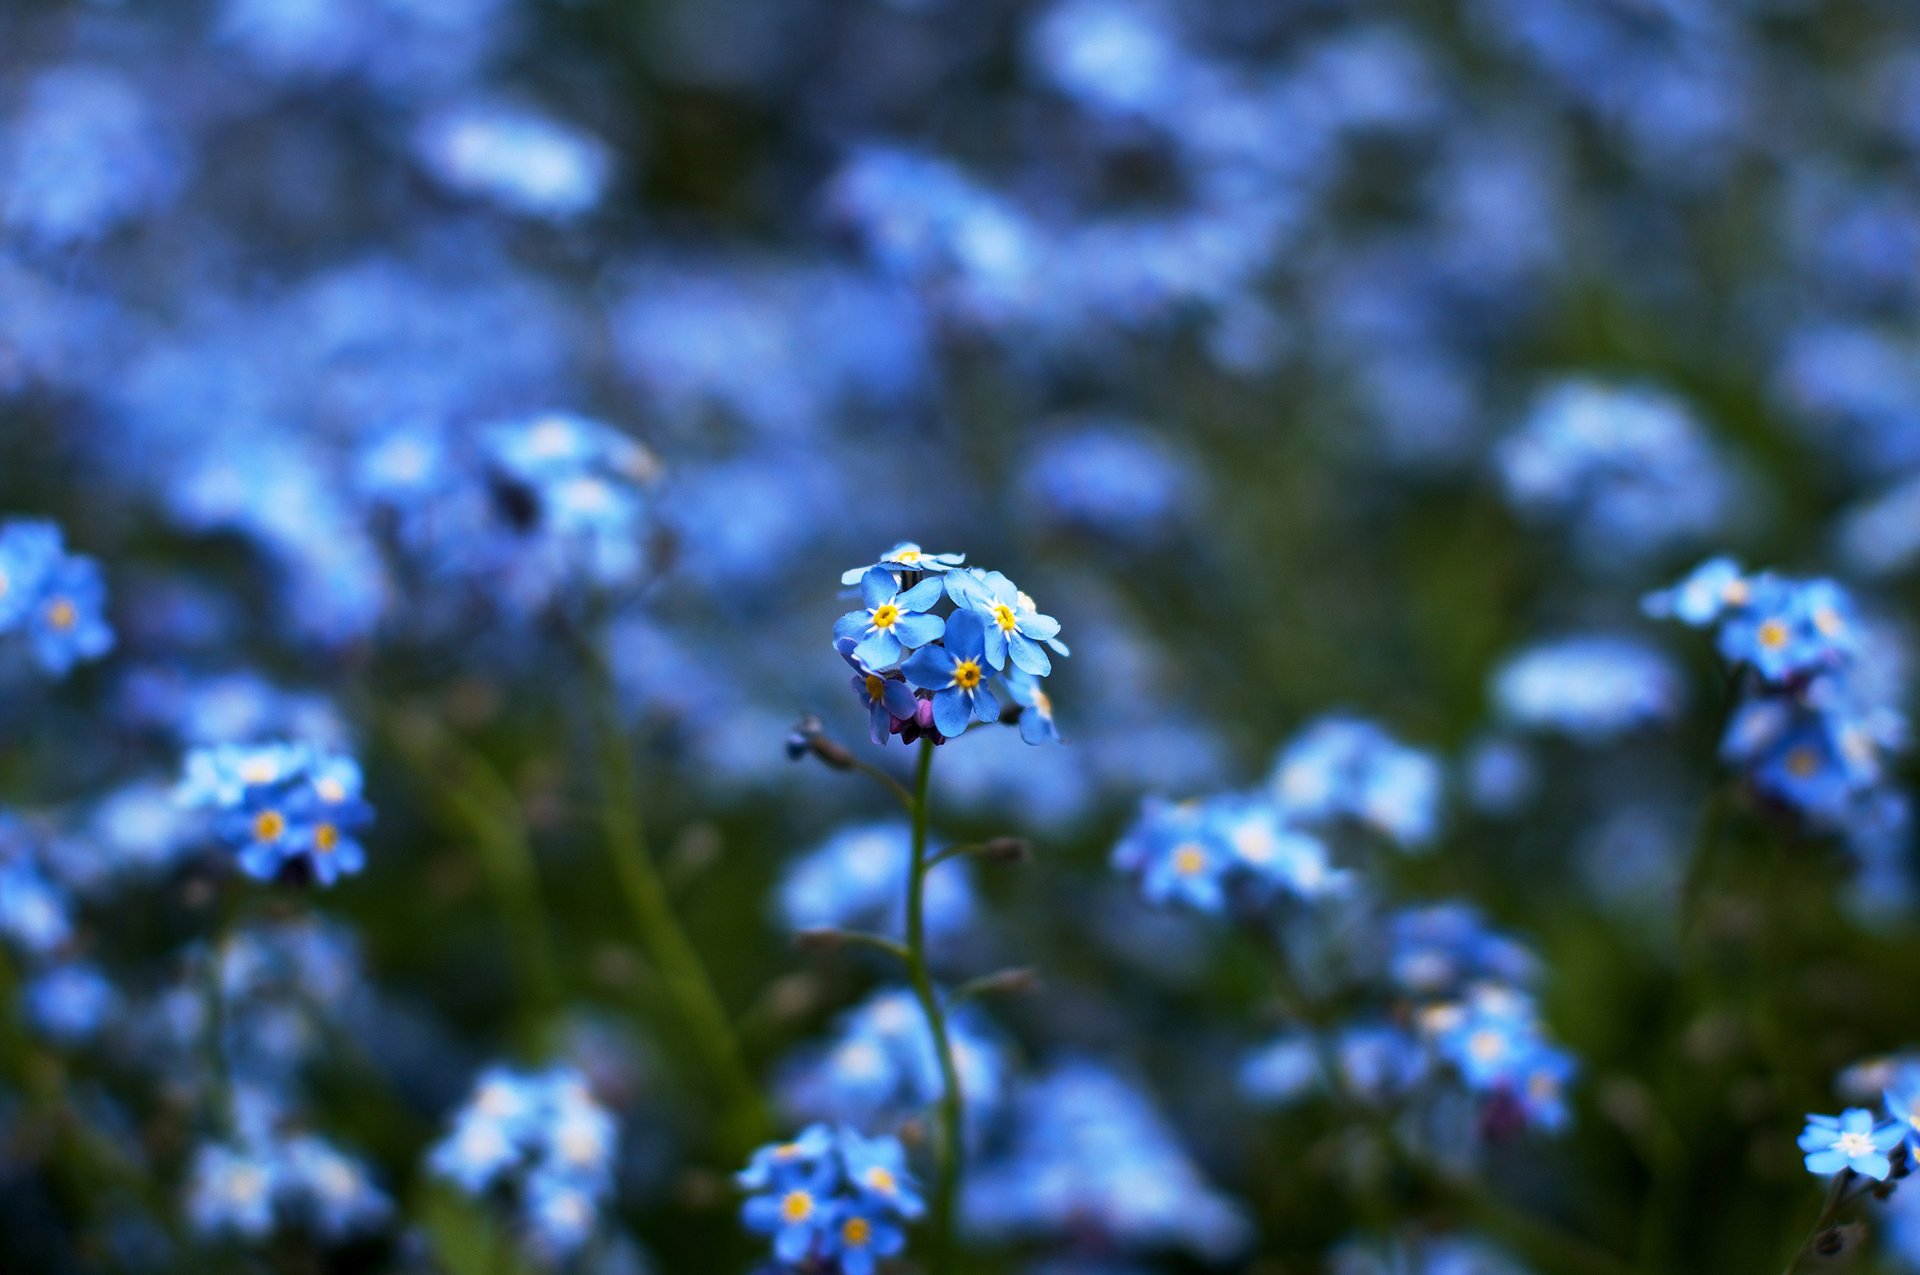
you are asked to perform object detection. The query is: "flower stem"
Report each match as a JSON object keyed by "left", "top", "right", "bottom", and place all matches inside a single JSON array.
[
  {"left": 903, "top": 736, "right": 966, "bottom": 1275},
  {"left": 1780, "top": 1171, "right": 1853, "bottom": 1275},
  {"left": 580, "top": 652, "right": 768, "bottom": 1154}
]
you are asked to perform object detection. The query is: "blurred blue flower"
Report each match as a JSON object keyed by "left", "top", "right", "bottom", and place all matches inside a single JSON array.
[{"left": 1491, "top": 635, "right": 1684, "bottom": 742}]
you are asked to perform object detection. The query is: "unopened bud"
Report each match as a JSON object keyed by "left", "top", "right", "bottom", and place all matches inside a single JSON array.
[
  {"left": 793, "top": 928, "right": 846, "bottom": 954},
  {"left": 969, "top": 967, "right": 1041, "bottom": 999},
  {"left": 981, "top": 836, "right": 1031, "bottom": 864}
]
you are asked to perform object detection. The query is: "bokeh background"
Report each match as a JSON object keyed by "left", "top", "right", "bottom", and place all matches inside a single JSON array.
[{"left": 6, "top": 0, "right": 1920, "bottom": 1272}]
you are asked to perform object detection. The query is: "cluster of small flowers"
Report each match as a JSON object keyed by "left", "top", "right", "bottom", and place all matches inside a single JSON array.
[
  {"left": 428, "top": 1065, "right": 619, "bottom": 1259},
  {"left": 778, "top": 988, "right": 1010, "bottom": 1141},
  {"left": 188, "top": 1124, "right": 391, "bottom": 1244},
  {"left": 1646, "top": 558, "right": 1909, "bottom": 842},
  {"left": 835, "top": 543, "right": 1064, "bottom": 747},
  {"left": 175, "top": 743, "right": 374, "bottom": 886},
  {"left": 1113, "top": 792, "right": 1347, "bottom": 915},
  {"left": 963, "top": 1061, "right": 1251, "bottom": 1261},
  {"left": 739, "top": 1124, "right": 924, "bottom": 1275},
  {"left": 776, "top": 822, "right": 978, "bottom": 953},
  {"left": 1270, "top": 715, "right": 1445, "bottom": 851},
  {"left": 0, "top": 518, "right": 114, "bottom": 678},
  {"left": 1242, "top": 904, "right": 1575, "bottom": 1142},
  {"left": 1496, "top": 380, "right": 1734, "bottom": 569},
  {"left": 359, "top": 412, "right": 662, "bottom": 621},
  {"left": 1490, "top": 634, "right": 1685, "bottom": 744}
]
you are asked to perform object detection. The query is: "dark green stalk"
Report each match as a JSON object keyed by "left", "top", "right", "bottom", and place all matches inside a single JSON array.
[
  {"left": 903, "top": 737, "right": 966, "bottom": 1275},
  {"left": 579, "top": 652, "right": 768, "bottom": 1154}
]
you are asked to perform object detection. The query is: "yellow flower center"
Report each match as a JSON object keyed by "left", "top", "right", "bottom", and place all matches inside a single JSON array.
[
  {"left": 253, "top": 810, "right": 286, "bottom": 842},
  {"left": 1173, "top": 843, "right": 1207, "bottom": 876},
  {"left": 842, "top": 1217, "right": 872, "bottom": 1247},
  {"left": 864, "top": 1166, "right": 896, "bottom": 1194},
  {"left": 780, "top": 1190, "right": 813, "bottom": 1224},
  {"left": 871, "top": 603, "right": 900, "bottom": 630},
  {"left": 1468, "top": 1029, "right": 1507, "bottom": 1062},
  {"left": 1757, "top": 619, "right": 1789, "bottom": 649},
  {"left": 990, "top": 603, "right": 1019, "bottom": 633},
  {"left": 313, "top": 823, "right": 340, "bottom": 853},
  {"left": 953, "top": 659, "right": 982, "bottom": 690},
  {"left": 45, "top": 598, "right": 76, "bottom": 631},
  {"left": 1786, "top": 746, "right": 1821, "bottom": 778},
  {"left": 896, "top": 549, "right": 921, "bottom": 563},
  {"left": 864, "top": 674, "right": 887, "bottom": 701}
]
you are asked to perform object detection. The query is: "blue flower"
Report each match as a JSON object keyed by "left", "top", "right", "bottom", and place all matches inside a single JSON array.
[
  {"left": 25, "top": 553, "right": 114, "bottom": 675},
  {"left": 838, "top": 1128, "right": 924, "bottom": 1219},
  {"left": 1885, "top": 1083, "right": 1920, "bottom": 1153},
  {"left": 429, "top": 1065, "right": 617, "bottom": 1256},
  {"left": 1716, "top": 575, "right": 1858, "bottom": 683},
  {"left": 836, "top": 567, "right": 947, "bottom": 669},
  {"left": 823, "top": 1199, "right": 908, "bottom": 1275},
  {"left": 739, "top": 1126, "right": 842, "bottom": 1265},
  {"left": 0, "top": 519, "right": 62, "bottom": 631},
  {"left": 26, "top": 962, "right": 119, "bottom": 1044},
  {"left": 1003, "top": 668, "right": 1060, "bottom": 744},
  {"left": 1799, "top": 1108, "right": 1904, "bottom": 1179},
  {"left": 902, "top": 609, "right": 1000, "bottom": 738},
  {"left": 837, "top": 638, "right": 921, "bottom": 745},
  {"left": 946, "top": 569, "right": 1064, "bottom": 675},
  {"left": 181, "top": 744, "right": 374, "bottom": 887},
  {"left": 839, "top": 542, "right": 965, "bottom": 585},
  {"left": 1642, "top": 556, "right": 1749, "bottom": 627}
]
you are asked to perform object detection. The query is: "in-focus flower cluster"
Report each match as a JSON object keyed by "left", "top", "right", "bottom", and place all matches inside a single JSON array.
[
  {"left": 0, "top": 518, "right": 114, "bottom": 678},
  {"left": 739, "top": 1124, "right": 923, "bottom": 1275},
  {"left": 176, "top": 743, "right": 374, "bottom": 886},
  {"left": 1647, "top": 559, "right": 1909, "bottom": 851},
  {"left": 428, "top": 1064, "right": 619, "bottom": 1259},
  {"left": 835, "top": 544, "right": 1065, "bottom": 746}
]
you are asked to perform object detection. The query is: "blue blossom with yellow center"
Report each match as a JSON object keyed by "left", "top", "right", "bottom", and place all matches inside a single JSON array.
[
  {"left": 839, "top": 542, "right": 965, "bottom": 585},
  {"left": 1717, "top": 574, "right": 1858, "bottom": 684},
  {"left": 1799, "top": 1108, "right": 1904, "bottom": 1180},
  {"left": 739, "top": 1124, "right": 919, "bottom": 1270},
  {"left": 902, "top": 609, "right": 1000, "bottom": 738},
  {"left": 1003, "top": 668, "right": 1060, "bottom": 744},
  {"left": 837, "top": 637, "right": 920, "bottom": 745},
  {"left": 947, "top": 568, "right": 1064, "bottom": 674},
  {"left": 835, "top": 567, "right": 946, "bottom": 669},
  {"left": 1886, "top": 1084, "right": 1920, "bottom": 1153},
  {"left": 0, "top": 518, "right": 113, "bottom": 676},
  {"left": 180, "top": 743, "right": 375, "bottom": 887}
]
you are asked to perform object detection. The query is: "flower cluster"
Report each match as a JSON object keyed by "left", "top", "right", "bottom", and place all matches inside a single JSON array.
[
  {"left": 428, "top": 1065, "right": 619, "bottom": 1259},
  {"left": 360, "top": 412, "right": 662, "bottom": 621},
  {"left": 1646, "top": 559, "right": 1909, "bottom": 842},
  {"left": 1113, "top": 792, "right": 1347, "bottom": 915},
  {"left": 0, "top": 518, "right": 114, "bottom": 678},
  {"left": 1269, "top": 715, "right": 1445, "bottom": 851},
  {"left": 1241, "top": 904, "right": 1575, "bottom": 1142},
  {"left": 176, "top": 743, "right": 374, "bottom": 886},
  {"left": 1496, "top": 380, "right": 1734, "bottom": 568},
  {"left": 187, "top": 1128, "right": 391, "bottom": 1244},
  {"left": 835, "top": 544, "right": 1065, "bottom": 746},
  {"left": 776, "top": 822, "right": 978, "bottom": 952},
  {"left": 963, "top": 1061, "right": 1251, "bottom": 1261},
  {"left": 777, "top": 988, "right": 1010, "bottom": 1140},
  {"left": 739, "top": 1124, "right": 924, "bottom": 1275},
  {"left": 1491, "top": 634, "right": 1685, "bottom": 743}
]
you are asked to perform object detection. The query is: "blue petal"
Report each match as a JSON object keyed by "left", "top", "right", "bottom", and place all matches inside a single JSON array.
[
  {"left": 1805, "top": 1148, "right": 1849, "bottom": 1175},
  {"left": 902, "top": 646, "right": 955, "bottom": 691},
  {"left": 892, "top": 612, "right": 946, "bottom": 649},
  {"left": 1860, "top": 1153, "right": 1894, "bottom": 1181},
  {"left": 897, "top": 577, "right": 945, "bottom": 610},
  {"left": 1007, "top": 632, "right": 1051, "bottom": 676},
  {"left": 854, "top": 630, "right": 903, "bottom": 668},
  {"left": 944, "top": 572, "right": 983, "bottom": 607},
  {"left": 944, "top": 609, "right": 987, "bottom": 661},
  {"left": 881, "top": 681, "right": 919, "bottom": 718},
  {"left": 971, "top": 684, "right": 1001, "bottom": 724},
  {"left": 1020, "top": 611, "right": 1061, "bottom": 640},
  {"left": 860, "top": 568, "right": 895, "bottom": 610},
  {"left": 932, "top": 687, "right": 972, "bottom": 738},
  {"left": 981, "top": 623, "right": 1009, "bottom": 670},
  {"left": 834, "top": 612, "right": 870, "bottom": 642}
]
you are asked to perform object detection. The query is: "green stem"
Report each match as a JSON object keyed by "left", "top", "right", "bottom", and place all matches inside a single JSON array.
[
  {"left": 903, "top": 737, "right": 966, "bottom": 1275},
  {"left": 580, "top": 652, "right": 768, "bottom": 1154},
  {"left": 1780, "top": 1171, "right": 1853, "bottom": 1275},
  {"left": 385, "top": 712, "right": 563, "bottom": 1032}
]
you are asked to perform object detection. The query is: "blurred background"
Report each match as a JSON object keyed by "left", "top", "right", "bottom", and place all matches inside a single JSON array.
[{"left": 5, "top": 0, "right": 1920, "bottom": 1272}]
